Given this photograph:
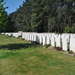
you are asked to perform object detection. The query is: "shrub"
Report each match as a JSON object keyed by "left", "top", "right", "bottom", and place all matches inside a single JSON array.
[
  {"left": 28, "top": 40, "right": 30, "bottom": 42},
  {"left": 68, "top": 50, "right": 74, "bottom": 54},
  {"left": 7, "top": 34, "right": 9, "bottom": 36},
  {"left": 64, "top": 25, "right": 71, "bottom": 33},
  {"left": 17, "top": 36, "right": 22, "bottom": 39},
  {"left": 45, "top": 44, "right": 51, "bottom": 48},
  {"left": 21, "top": 38, "right": 25, "bottom": 40},
  {"left": 55, "top": 46, "right": 61, "bottom": 51}
]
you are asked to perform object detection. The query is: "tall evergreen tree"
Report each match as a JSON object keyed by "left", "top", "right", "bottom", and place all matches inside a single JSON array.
[{"left": 31, "top": 0, "right": 45, "bottom": 32}]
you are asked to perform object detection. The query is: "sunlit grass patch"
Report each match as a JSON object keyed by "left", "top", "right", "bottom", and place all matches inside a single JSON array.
[{"left": 0, "top": 34, "right": 75, "bottom": 75}]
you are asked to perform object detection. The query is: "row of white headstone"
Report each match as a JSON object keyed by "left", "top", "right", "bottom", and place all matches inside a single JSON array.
[{"left": 1, "top": 32, "right": 75, "bottom": 52}]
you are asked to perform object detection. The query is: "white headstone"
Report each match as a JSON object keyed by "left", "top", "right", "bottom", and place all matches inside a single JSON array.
[
  {"left": 39, "top": 35, "right": 43, "bottom": 44},
  {"left": 70, "top": 37, "right": 75, "bottom": 52},
  {"left": 62, "top": 37, "right": 68, "bottom": 51},
  {"left": 46, "top": 35, "right": 50, "bottom": 44},
  {"left": 51, "top": 35, "right": 55, "bottom": 46},
  {"left": 33, "top": 35, "right": 37, "bottom": 41},
  {"left": 36, "top": 35, "right": 39, "bottom": 43},
  {"left": 55, "top": 34, "right": 61, "bottom": 47},
  {"left": 43, "top": 35, "right": 46, "bottom": 45}
]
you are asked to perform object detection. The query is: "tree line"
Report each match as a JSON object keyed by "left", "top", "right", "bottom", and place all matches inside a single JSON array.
[{"left": 0, "top": 0, "right": 75, "bottom": 33}]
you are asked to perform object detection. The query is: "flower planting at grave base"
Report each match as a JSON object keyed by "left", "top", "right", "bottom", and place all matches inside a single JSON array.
[
  {"left": 44, "top": 44, "right": 51, "bottom": 48},
  {"left": 21, "top": 38, "right": 25, "bottom": 40},
  {"left": 68, "top": 50, "right": 74, "bottom": 54},
  {"left": 55, "top": 46, "right": 62, "bottom": 51}
]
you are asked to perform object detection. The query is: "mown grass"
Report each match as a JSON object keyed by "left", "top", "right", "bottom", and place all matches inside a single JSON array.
[{"left": 0, "top": 34, "right": 75, "bottom": 75}]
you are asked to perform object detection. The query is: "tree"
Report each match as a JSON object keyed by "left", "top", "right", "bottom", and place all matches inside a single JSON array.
[
  {"left": 31, "top": 0, "right": 45, "bottom": 32},
  {"left": 8, "top": 0, "right": 75, "bottom": 33},
  {"left": 9, "top": 0, "right": 32, "bottom": 32},
  {"left": 0, "top": 0, "right": 8, "bottom": 32}
]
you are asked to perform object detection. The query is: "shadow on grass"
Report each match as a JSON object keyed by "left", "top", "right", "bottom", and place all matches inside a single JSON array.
[{"left": 0, "top": 43, "right": 38, "bottom": 51}]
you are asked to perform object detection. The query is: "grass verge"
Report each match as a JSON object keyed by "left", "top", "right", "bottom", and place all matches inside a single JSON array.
[{"left": 0, "top": 34, "right": 75, "bottom": 75}]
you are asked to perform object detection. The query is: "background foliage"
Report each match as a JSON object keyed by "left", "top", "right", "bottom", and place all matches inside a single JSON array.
[{"left": 1, "top": 0, "right": 75, "bottom": 33}]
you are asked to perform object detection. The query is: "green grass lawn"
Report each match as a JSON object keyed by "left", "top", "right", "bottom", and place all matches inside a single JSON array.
[{"left": 0, "top": 34, "right": 75, "bottom": 75}]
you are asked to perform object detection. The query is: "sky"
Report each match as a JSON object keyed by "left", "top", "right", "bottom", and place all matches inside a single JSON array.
[{"left": 4, "top": 0, "right": 25, "bottom": 14}]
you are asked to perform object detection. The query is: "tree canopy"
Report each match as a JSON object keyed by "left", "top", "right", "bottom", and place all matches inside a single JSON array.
[{"left": 8, "top": 0, "right": 75, "bottom": 33}]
